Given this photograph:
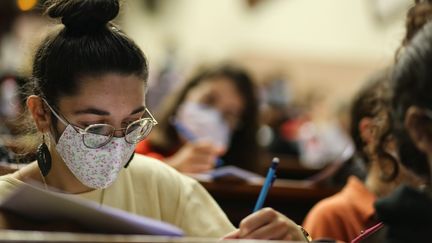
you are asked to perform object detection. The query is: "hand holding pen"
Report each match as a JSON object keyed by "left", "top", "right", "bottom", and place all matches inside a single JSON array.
[{"left": 224, "top": 157, "right": 311, "bottom": 241}]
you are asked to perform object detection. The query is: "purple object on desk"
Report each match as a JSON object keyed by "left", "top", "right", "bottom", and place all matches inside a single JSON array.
[
  {"left": 211, "top": 165, "right": 263, "bottom": 182},
  {"left": 0, "top": 183, "right": 184, "bottom": 236}
]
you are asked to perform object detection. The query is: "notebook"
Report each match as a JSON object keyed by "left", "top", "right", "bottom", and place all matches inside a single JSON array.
[{"left": 0, "top": 183, "right": 184, "bottom": 236}]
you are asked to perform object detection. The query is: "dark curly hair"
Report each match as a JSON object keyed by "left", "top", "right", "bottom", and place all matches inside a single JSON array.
[{"left": 390, "top": 1, "right": 432, "bottom": 180}]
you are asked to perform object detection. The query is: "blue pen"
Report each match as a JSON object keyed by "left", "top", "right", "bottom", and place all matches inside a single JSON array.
[
  {"left": 253, "top": 157, "right": 279, "bottom": 212},
  {"left": 172, "top": 119, "right": 224, "bottom": 167}
]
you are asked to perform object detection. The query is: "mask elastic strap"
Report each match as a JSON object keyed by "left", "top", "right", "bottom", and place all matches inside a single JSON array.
[
  {"left": 124, "top": 153, "right": 135, "bottom": 168},
  {"left": 41, "top": 98, "right": 69, "bottom": 127}
]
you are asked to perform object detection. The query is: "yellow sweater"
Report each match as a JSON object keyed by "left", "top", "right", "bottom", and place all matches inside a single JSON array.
[{"left": 0, "top": 154, "right": 235, "bottom": 237}]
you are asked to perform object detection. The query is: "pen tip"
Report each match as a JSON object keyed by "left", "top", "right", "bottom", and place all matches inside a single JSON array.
[{"left": 272, "top": 157, "right": 280, "bottom": 163}]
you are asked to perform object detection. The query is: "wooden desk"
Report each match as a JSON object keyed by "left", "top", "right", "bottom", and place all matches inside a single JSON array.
[
  {"left": 0, "top": 230, "right": 292, "bottom": 242},
  {"left": 197, "top": 178, "right": 340, "bottom": 226},
  {"left": 258, "top": 154, "right": 322, "bottom": 180}
]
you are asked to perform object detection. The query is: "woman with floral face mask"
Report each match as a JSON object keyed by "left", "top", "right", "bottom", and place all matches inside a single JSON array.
[
  {"left": 0, "top": 0, "right": 309, "bottom": 241},
  {"left": 135, "top": 66, "right": 261, "bottom": 173}
]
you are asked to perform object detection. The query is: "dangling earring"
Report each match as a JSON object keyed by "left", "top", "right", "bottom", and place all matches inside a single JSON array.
[
  {"left": 124, "top": 153, "right": 135, "bottom": 168},
  {"left": 37, "top": 134, "right": 52, "bottom": 177}
]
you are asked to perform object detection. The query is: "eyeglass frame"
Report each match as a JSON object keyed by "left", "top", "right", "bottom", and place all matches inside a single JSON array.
[{"left": 41, "top": 98, "right": 158, "bottom": 149}]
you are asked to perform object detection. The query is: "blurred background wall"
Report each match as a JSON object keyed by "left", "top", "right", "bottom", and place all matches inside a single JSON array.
[
  {"left": 0, "top": 0, "right": 414, "bottom": 159},
  {"left": 120, "top": 0, "right": 411, "bottom": 104},
  {"left": 0, "top": 0, "right": 413, "bottom": 103}
]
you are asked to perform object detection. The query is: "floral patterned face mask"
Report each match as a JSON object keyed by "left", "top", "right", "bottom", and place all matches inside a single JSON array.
[{"left": 55, "top": 125, "right": 136, "bottom": 189}]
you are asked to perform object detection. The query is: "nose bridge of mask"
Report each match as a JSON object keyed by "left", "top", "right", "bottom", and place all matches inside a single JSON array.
[{"left": 112, "top": 128, "right": 125, "bottom": 138}]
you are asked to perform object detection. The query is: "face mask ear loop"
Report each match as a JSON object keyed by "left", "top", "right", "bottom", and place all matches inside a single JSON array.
[{"left": 124, "top": 153, "right": 135, "bottom": 168}]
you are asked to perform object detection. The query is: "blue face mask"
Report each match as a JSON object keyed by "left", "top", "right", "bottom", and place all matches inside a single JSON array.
[{"left": 175, "top": 101, "right": 231, "bottom": 150}]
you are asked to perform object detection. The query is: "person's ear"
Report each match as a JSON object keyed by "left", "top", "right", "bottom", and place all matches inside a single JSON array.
[
  {"left": 359, "top": 117, "right": 374, "bottom": 144},
  {"left": 27, "top": 95, "right": 51, "bottom": 133},
  {"left": 404, "top": 106, "right": 432, "bottom": 155}
]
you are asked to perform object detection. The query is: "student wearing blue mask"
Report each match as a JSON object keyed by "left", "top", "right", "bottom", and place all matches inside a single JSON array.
[
  {"left": 0, "top": 0, "right": 309, "bottom": 241},
  {"left": 136, "top": 66, "right": 261, "bottom": 173}
]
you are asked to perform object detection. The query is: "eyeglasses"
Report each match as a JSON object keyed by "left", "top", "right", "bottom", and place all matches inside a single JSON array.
[{"left": 42, "top": 99, "right": 158, "bottom": 149}]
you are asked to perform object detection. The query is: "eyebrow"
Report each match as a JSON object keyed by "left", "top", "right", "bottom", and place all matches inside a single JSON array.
[
  {"left": 73, "top": 106, "right": 146, "bottom": 116},
  {"left": 131, "top": 106, "right": 146, "bottom": 115}
]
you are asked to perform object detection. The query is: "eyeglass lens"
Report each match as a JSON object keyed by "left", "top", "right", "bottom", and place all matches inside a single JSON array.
[{"left": 82, "top": 118, "right": 155, "bottom": 148}]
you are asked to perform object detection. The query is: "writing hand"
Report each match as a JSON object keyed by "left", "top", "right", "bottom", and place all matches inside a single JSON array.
[{"left": 223, "top": 208, "right": 307, "bottom": 241}]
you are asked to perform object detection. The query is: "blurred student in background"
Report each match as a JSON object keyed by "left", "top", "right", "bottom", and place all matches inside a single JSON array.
[
  {"left": 296, "top": 94, "right": 354, "bottom": 170},
  {"left": 302, "top": 69, "right": 426, "bottom": 242},
  {"left": 0, "top": 74, "right": 32, "bottom": 163},
  {"left": 135, "top": 66, "right": 260, "bottom": 173}
]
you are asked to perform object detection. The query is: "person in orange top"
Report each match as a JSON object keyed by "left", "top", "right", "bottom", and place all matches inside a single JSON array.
[
  {"left": 302, "top": 70, "right": 425, "bottom": 242},
  {"left": 136, "top": 139, "right": 167, "bottom": 161},
  {"left": 136, "top": 65, "right": 260, "bottom": 173}
]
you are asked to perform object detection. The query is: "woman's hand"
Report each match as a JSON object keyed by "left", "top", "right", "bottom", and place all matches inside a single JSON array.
[
  {"left": 223, "top": 208, "right": 308, "bottom": 241},
  {"left": 165, "top": 141, "right": 224, "bottom": 173}
]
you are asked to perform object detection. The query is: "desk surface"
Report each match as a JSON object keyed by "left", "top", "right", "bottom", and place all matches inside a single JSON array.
[
  {"left": 195, "top": 177, "right": 340, "bottom": 226},
  {"left": 199, "top": 178, "right": 338, "bottom": 200},
  {"left": 0, "top": 230, "right": 292, "bottom": 242}
]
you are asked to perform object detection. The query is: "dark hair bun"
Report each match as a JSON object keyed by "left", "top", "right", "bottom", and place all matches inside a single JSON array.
[{"left": 46, "top": 0, "right": 120, "bottom": 32}]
